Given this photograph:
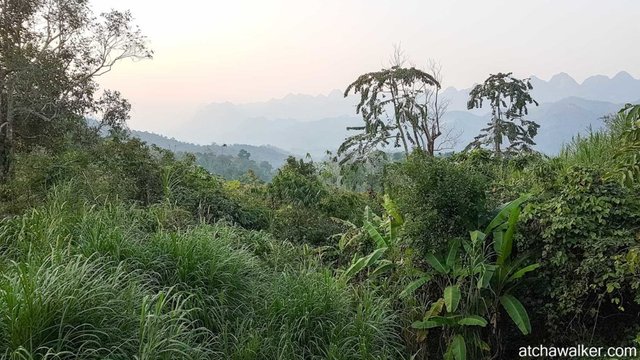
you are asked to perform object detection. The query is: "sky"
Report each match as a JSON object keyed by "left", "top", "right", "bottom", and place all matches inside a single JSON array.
[{"left": 92, "top": 0, "right": 640, "bottom": 133}]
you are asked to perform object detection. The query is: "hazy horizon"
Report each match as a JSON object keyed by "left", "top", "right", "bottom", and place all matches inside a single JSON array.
[{"left": 91, "top": 0, "right": 640, "bottom": 133}]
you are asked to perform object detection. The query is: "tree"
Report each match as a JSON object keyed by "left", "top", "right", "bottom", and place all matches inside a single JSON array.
[
  {"left": 238, "top": 149, "right": 251, "bottom": 160},
  {"left": 0, "top": 0, "right": 151, "bottom": 180},
  {"left": 339, "top": 56, "right": 444, "bottom": 162},
  {"left": 466, "top": 73, "right": 539, "bottom": 155}
]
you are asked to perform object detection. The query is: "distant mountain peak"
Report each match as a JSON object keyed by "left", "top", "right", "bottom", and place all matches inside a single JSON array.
[
  {"left": 582, "top": 74, "right": 609, "bottom": 85},
  {"left": 549, "top": 72, "right": 578, "bottom": 85},
  {"left": 328, "top": 89, "right": 344, "bottom": 98},
  {"left": 612, "top": 70, "right": 635, "bottom": 81}
]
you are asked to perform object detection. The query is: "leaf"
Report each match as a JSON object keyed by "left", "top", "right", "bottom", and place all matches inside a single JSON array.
[
  {"left": 446, "top": 335, "right": 467, "bottom": 360},
  {"left": 484, "top": 195, "right": 530, "bottom": 235},
  {"left": 383, "top": 194, "right": 404, "bottom": 225},
  {"left": 412, "top": 320, "right": 440, "bottom": 329},
  {"left": 477, "top": 264, "right": 496, "bottom": 289},
  {"left": 430, "top": 315, "right": 461, "bottom": 326},
  {"left": 476, "top": 340, "right": 491, "bottom": 352},
  {"left": 363, "top": 220, "right": 388, "bottom": 248},
  {"left": 424, "top": 298, "right": 445, "bottom": 320},
  {"left": 343, "top": 256, "right": 367, "bottom": 280},
  {"left": 507, "top": 263, "right": 540, "bottom": 283},
  {"left": 364, "top": 247, "right": 387, "bottom": 267},
  {"left": 446, "top": 240, "right": 460, "bottom": 268},
  {"left": 425, "top": 253, "right": 449, "bottom": 274},
  {"left": 444, "top": 285, "right": 461, "bottom": 313},
  {"left": 500, "top": 294, "right": 532, "bottom": 335},
  {"left": 458, "top": 315, "right": 488, "bottom": 327},
  {"left": 469, "top": 230, "right": 486, "bottom": 245},
  {"left": 497, "top": 203, "right": 520, "bottom": 265},
  {"left": 370, "top": 261, "right": 394, "bottom": 277},
  {"left": 400, "top": 276, "right": 431, "bottom": 298}
]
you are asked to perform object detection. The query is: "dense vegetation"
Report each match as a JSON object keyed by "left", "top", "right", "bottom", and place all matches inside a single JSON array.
[{"left": 1, "top": 1, "right": 640, "bottom": 359}]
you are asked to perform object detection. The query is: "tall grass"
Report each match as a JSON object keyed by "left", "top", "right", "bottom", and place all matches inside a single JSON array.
[
  {"left": 0, "top": 182, "right": 404, "bottom": 359},
  {"left": 559, "top": 128, "right": 618, "bottom": 169},
  {"left": 0, "top": 255, "right": 212, "bottom": 359}
]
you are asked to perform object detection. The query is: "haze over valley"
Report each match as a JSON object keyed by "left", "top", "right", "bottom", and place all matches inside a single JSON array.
[{"left": 135, "top": 71, "right": 640, "bottom": 160}]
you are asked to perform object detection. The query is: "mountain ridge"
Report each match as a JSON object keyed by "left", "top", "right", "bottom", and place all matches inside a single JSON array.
[{"left": 156, "top": 71, "right": 639, "bottom": 159}]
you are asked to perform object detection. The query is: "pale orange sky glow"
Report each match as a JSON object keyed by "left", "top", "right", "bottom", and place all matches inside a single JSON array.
[{"left": 92, "top": 0, "right": 640, "bottom": 133}]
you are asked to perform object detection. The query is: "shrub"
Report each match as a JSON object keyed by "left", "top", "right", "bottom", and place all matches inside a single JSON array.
[
  {"left": 268, "top": 157, "right": 326, "bottom": 208},
  {"left": 271, "top": 205, "right": 345, "bottom": 245},
  {"left": 385, "top": 152, "right": 487, "bottom": 254},
  {"left": 521, "top": 166, "right": 640, "bottom": 344}
]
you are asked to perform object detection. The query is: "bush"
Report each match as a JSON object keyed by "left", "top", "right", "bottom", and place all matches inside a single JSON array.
[
  {"left": 271, "top": 205, "right": 345, "bottom": 245},
  {"left": 384, "top": 151, "right": 487, "bottom": 254},
  {"left": 521, "top": 166, "right": 640, "bottom": 344},
  {"left": 268, "top": 157, "right": 371, "bottom": 245},
  {"left": 268, "top": 157, "right": 326, "bottom": 208}
]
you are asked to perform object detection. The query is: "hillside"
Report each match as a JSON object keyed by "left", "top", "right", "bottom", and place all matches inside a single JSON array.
[{"left": 131, "top": 130, "right": 292, "bottom": 167}]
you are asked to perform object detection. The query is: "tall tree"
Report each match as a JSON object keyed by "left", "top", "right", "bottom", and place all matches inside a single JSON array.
[
  {"left": 466, "top": 72, "right": 539, "bottom": 155},
  {"left": 0, "top": 0, "right": 151, "bottom": 180},
  {"left": 339, "top": 62, "right": 443, "bottom": 162}
]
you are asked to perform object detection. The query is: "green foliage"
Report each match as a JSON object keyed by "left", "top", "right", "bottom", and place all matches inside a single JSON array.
[
  {"left": 189, "top": 150, "right": 274, "bottom": 182},
  {"left": 610, "top": 104, "right": 640, "bottom": 186},
  {"left": 340, "top": 64, "right": 442, "bottom": 160},
  {"left": 0, "top": 256, "right": 212, "bottom": 359},
  {"left": 466, "top": 72, "right": 539, "bottom": 154},
  {"left": 0, "top": 183, "right": 402, "bottom": 359},
  {"left": 385, "top": 151, "right": 487, "bottom": 253},
  {"left": 521, "top": 166, "right": 640, "bottom": 343},
  {"left": 409, "top": 196, "right": 537, "bottom": 359},
  {"left": 269, "top": 157, "right": 372, "bottom": 245},
  {"left": 0, "top": 0, "right": 151, "bottom": 179},
  {"left": 320, "top": 150, "right": 389, "bottom": 193},
  {"left": 270, "top": 205, "right": 345, "bottom": 246},
  {"left": 269, "top": 157, "right": 325, "bottom": 207},
  {"left": 340, "top": 195, "right": 405, "bottom": 282}
]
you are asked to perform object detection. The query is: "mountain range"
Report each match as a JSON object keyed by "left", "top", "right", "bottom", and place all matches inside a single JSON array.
[{"left": 139, "top": 71, "right": 640, "bottom": 159}]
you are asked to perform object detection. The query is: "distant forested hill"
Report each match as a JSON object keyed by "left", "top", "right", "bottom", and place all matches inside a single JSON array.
[
  {"left": 131, "top": 130, "right": 292, "bottom": 167},
  {"left": 131, "top": 130, "right": 293, "bottom": 181}
]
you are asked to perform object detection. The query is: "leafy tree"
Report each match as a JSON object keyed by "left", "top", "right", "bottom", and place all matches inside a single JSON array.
[
  {"left": 268, "top": 157, "right": 324, "bottom": 207},
  {"left": 339, "top": 64, "right": 442, "bottom": 162},
  {"left": 238, "top": 149, "right": 251, "bottom": 160},
  {"left": 191, "top": 151, "right": 274, "bottom": 182},
  {"left": 0, "top": 0, "right": 151, "bottom": 180},
  {"left": 466, "top": 73, "right": 539, "bottom": 155}
]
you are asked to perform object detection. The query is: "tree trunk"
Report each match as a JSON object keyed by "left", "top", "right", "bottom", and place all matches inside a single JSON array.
[
  {"left": 493, "top": 104, "right": 502, "bottom": 155},
  {"left": 0, "top": 77, "right": 15, "bottom": 182}
]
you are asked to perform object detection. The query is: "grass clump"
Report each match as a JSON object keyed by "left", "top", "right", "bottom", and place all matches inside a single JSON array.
[{"left": 0, "top": 255, "right": 213, "bottom": 359}]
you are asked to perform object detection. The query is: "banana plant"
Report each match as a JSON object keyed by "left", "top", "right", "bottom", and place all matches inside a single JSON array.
[
  {"left": 341, "top": 194, "right": 404, "bottom": 281},
  {"left": 405, "top": 195, "right": 538, "bottom": 359},
  {"left": 480, "top": 194, "right": 538, "bottom": 336},
  {"left": 411, "top": 284, "right": 488, "bottom": 360}
]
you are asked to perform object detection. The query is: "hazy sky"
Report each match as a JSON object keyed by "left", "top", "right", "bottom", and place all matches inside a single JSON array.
[{"left": 92, "top": 0, "right": 640, "bottom": 132}]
